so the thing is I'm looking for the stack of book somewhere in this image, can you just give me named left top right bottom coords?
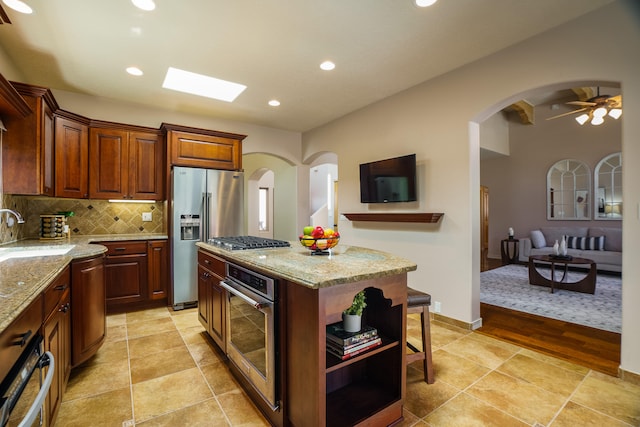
left=326, top=323, right=381, bottom=360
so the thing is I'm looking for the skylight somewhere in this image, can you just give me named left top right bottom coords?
left=162, top=67, right=247, bottom=102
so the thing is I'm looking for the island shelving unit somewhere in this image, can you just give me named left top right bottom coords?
left=342, top=212, right=444, bottom=223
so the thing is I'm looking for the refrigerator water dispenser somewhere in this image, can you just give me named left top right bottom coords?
left=180, top=214, right=200, bottom=240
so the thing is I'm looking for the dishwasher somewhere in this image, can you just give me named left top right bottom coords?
left=0, top=335, right=54, bottom=427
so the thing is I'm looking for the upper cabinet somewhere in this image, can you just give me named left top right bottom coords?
left=162, top=123, right=245, bottom=171
left=0, top=73, right=31, bottom=119
left=89, top=123, right=164, bottom=200
left=1, top=82, right=58, bottom=195
left=55, top=111, right=90, bottom=199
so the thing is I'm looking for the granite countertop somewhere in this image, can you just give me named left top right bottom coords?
left=196, top=241, right=417, bottom=289
left=0, top=233, right=168, bottom=334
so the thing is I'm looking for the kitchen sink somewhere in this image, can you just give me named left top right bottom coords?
left=0, top=245, right=75, bottom=263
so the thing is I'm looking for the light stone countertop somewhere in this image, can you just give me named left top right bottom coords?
left=196, top=241, right=417, bottom=288
left=0, top=233, right=168, bottom=334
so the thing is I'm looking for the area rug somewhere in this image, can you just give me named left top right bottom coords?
left=480, top=264, right=621, bottom=333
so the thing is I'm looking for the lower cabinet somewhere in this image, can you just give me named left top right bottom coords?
left=71, top=255, right=106, bottom=367
left=197, top=250, right=226, bottom=351
left=43, top=266, right=71, bottom=426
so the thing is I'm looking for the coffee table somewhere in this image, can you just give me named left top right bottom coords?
left=528, top=254, right=597, bottom=294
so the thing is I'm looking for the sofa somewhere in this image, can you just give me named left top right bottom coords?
left=518, top=226, right=622, bottom=273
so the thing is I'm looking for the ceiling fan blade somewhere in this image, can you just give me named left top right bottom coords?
left=567, top=100, right=597, bottom=106
left=546, top=108, right=588, bottom=120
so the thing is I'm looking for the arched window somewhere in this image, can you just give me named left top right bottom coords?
left=547, top=159, right=591, bottom=220
left=594, top=152, right=622, bottom=220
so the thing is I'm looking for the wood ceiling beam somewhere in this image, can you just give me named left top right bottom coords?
left=572, top=87, right=595, bottom=101
left=507, top=100, right=535, bottom=125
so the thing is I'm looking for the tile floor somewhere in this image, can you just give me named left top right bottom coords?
left=58, top=307, right=640, bottom=426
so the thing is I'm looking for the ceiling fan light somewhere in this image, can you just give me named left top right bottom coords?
left=2, top=0, right=32, bottom=14
left=575, top=114, right=589, bottom=125
left=608, top=108, right=622, bottom=119
left=593, top=106, right=608, bottom=118
left=591, top=116, right=605, bottom=126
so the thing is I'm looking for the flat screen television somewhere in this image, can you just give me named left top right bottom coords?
left=359, top=154, right=417, bottom=203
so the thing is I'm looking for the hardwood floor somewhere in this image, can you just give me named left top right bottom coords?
left=477, top=258, right=621, bottom=377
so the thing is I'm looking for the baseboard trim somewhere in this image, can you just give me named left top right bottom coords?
left=432, top=313, right=480, bottom=331
left=619, top=367, right=640, bottom=385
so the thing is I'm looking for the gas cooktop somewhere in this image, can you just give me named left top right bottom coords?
left=208, top=236, right=291, bottom=251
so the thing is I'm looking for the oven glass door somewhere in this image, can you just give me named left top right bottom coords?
left=220, top=279, right=277, bottom=410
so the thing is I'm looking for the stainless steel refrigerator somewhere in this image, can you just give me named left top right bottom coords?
left=171, top=166, right=244, bottom=309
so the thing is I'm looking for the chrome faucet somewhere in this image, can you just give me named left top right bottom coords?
left=0, top=209, right=25, bottom=224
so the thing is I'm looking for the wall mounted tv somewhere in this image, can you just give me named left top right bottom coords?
left=359, top=154, right=417, bottom=203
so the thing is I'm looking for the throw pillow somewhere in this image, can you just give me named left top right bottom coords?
left=566, top=235, right=605, bottom=251
left=530, top=230, right=546, bottom=248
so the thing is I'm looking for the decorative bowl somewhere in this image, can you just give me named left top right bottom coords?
left=299, top=235, right=340, bottom=254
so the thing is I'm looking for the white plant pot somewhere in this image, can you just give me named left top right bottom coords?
left=343, top=313, right=362, bottom=333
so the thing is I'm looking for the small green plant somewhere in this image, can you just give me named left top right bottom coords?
left=344, top=290, right=367, bottom=316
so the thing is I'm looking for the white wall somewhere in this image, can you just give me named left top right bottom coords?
left=480, top=112, right=510, bottom=156
left=302, top=0, right=640, bottom=376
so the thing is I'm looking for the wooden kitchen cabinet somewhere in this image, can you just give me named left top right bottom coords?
left=42, top=266, right=71, bottom=427
left=1, top=82, right=58, bottom=195
left=162, top=123, right=245, bottom=171
left=54, top=111, right=90, bottom=198
left=71, top=255, right=106, bottom=367
left=89, top=123, right=164, bottom=200
left=197, top=249, right=226, bottom=351
left=147, top=240, right=168, bottom=301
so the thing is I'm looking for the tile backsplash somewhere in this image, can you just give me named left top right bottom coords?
left=0, top=195, right=165, bottom=244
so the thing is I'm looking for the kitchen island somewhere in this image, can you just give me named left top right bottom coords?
left=196, top=241, right=417, bottom=427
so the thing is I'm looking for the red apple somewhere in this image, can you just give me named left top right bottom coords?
left=311, top=226, right=324, bottom=238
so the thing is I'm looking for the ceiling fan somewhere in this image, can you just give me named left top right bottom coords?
left=547, top=87, right=622, bottom=126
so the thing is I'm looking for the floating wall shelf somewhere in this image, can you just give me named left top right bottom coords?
left=342, top=213, right=444, bottom=223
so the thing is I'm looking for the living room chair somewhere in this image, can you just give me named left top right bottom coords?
left=406, top=287, right=435, bottom=384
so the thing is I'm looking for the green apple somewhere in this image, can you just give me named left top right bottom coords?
left=303, top=225, right=314, bottom=235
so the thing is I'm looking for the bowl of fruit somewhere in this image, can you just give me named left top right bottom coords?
left=299, top=226, right=340, bottom=255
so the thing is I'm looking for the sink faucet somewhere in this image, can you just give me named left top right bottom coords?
left=0, top=209, right=25, bottom=224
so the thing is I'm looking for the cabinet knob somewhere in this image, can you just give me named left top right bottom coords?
left=54, top=284, right=69, bottom=291
left=59, top=303, right=70, bottom=313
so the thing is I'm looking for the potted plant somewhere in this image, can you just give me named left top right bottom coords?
left=342, top=290, right=367, bottom=332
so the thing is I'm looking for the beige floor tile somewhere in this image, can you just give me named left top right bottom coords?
left=130, top=345, right=196, bottom=384
left=105, top=323, right=127, bottom=343
left=442, top=334, right=520, bottom=370
left=136, top=398, right=229, bottom=426
left=126, top=306, right=172, bottom=323
left=571, top=371, right=640, bottom=425
left=497, top=353, right=586, bottom=396
left=180, top=328, right=212, bottom=346
left=200, top=360, right=242, bottom=395
left=171, top=309, right=203, bottom=331
left=64, top=359, right=130, bottom=401
left=551, top=401, right=632, bottom=427
left=128, top=330, right=185, bottom=359
left=81, top=339, right=128, bottom=367
left=466, top=370, right=567, bottom=425
left=405, top=370, right=460, bottom=418
left=57, top=387, right=132, bottom=427
left=106, top=312, right=127, bottom=327
left=425, top=392, right=529, bottom=427
left=133, top=367, right=213, bottom=422
left=126, top=316, right=177, bottom=339
left=517, top=348, right=590, bottom=375
left=430, top=320, right=472, bottom=350
left=429, top=348, right=491, bottom=389
left=189, top=340, right=226, bottom=366
left=216, top=389, right=270, bottom=426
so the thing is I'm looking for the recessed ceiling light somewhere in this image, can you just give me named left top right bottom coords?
left=126, top=66, right=144, bottom=76
left=320, top=61, right=336, bottom=71
left=415, top=0, right=437, bottom=7
left=131, top=0, right=155, bottom=11
left=162, top=67, right=247, bottom=102
left=268, top=100, right=280, bottom=107
left=2, top=0, right=33, bottom=14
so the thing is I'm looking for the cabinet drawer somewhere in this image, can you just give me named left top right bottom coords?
left=100, top=241, right=147, bottom=256
left=44, top=266, right=71, bottom=318
left=198, top=251, right=225, bottom=277
left=0, top=295, right=43, bottom=381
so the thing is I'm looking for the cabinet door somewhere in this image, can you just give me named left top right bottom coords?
left=197, top=265, right=211, bottom=332
left=43, top=290, right=70, bottom=427
left=147, top=240, right=168, bottom=300
left=105, top=253, right=148, bottom=307
left=71, top=256, right=106, bottom=367
left=210, top=280, right=226, bottom=350
left=1, top=84, right=56, bottom=195
left=168, top=130, right=242, bottom=170
left=89, top=127, right=129, bottom=199
left=129, top=132, right=164, bottom=200
left=55, top=116, right=89, bottom=198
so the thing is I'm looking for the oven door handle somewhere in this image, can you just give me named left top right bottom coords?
left=18, top=351, right=54, bottom=427
left=220, top=281, right=271, bottom=312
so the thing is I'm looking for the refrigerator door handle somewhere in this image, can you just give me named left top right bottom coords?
left=200, top=192, right=207, bottom=242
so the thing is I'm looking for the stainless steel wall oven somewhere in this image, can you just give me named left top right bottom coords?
left=219, top=261, right=279, bottom=411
